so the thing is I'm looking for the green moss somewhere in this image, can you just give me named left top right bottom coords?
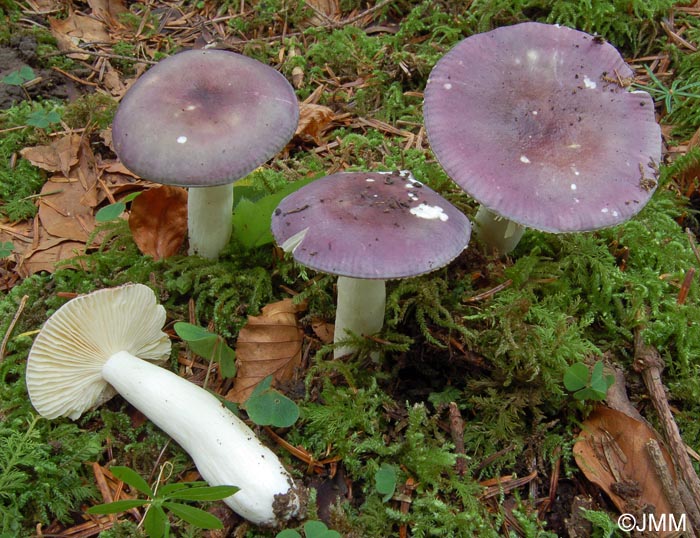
left=62, top=92, right=118, bottom=131
left=0, top=354, right=102, bottom=533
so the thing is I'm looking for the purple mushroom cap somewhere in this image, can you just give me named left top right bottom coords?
left=271, top=171, right=471, bottom=280
left=112, top=49, right=299, bottom=187
left=424, top=22, right=662, bottom=233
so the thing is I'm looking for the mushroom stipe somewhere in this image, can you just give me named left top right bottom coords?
left=25, top=284, right=303, bottom=526
left=271, top=171, right=471, bottom=358
left=112, top=49, right=299, bottom=259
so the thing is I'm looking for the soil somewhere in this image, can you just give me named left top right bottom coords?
left=0, top=35, right=78, bottom=109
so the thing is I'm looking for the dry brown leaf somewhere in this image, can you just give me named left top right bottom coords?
left=573, top=406, right=677, bottom=532
left=87, top=0, right=128, bottom=27
left=128, top=185, right=188, bottom=260
left=20, top=134, right=81, bottom=176
left=227, top=299, right=305, bottom=403
left=49, top=14, right=111, bottom=58
left=305, top=0, right=340, bottom=25
left=102, top=60, right=127, bottom=96
left=38, top=178, right=95, bottom=242
left=681, top=126, right=700, bottom=190
left=76, top=138, right=99, bottom=208
left=18, top=224, right=85, bottom=275
left=295, top=103, right=335, bottom=144
left=311, top=317, right=334, bottom=344
left=25, top=0, right=63, bottom=13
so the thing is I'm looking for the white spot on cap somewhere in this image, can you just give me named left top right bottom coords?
left=570, top=183, right=577, bottom=190
left=583, top=75, right=597, bottom=89
left=601, top=208, right=609, bottom=213
left=407, top=191, right=419, bottom=201
left=527, top=50, right=539, bottom=62
left=567, top=143, right=581, bottom=150
left=612, top=210, right=619, bottom=217
left=177, top=136, right=187, bottom=144
left=520, top=155, right=531, bottom=164
left=410, top=204, right=448, bottom=221
left=185, top=105, right=196, bottom=111
left=365, top=178, right=375, bottom=182
left=531, top=110, right=538, bottom=115
left=444, top=83, right=452, bottom=90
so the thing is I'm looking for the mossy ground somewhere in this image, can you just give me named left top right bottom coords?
left=1, top=1, right=700, bottom=537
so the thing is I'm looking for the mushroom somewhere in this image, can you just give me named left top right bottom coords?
left=423, top=22, right=662, bottom=255
left=271, top=171, right=471, bottom=358
left=25, top=284, right=301, bottom=526
left=112, top=49, right=299, bottom=259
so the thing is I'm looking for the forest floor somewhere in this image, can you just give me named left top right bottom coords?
left=2, top=1, right=700, bottom=537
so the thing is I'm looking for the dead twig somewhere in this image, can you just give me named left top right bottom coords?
left=633, top=329, right=700, bottom=529
left=463, top=278, right=513, bottom=303
left=0, top=294, right=28, bottom=363
left=43, top=49, right=157, bottom=65
left=646, top=439, right=692, bottom=529
left=448, top=402, right=467, bottom=477
left=677, top=267, right=695, bottom=305
left=687, top=228, right=700, bottom=266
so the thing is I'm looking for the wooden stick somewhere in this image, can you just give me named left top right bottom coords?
left=0, top=294, right=28, bottom=363
left=448, top=402, right=467, bottom=477
left=633, top=329, right=700, bottom=529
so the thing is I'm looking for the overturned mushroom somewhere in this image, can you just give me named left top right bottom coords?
left=112, top=49, right=299, bottom=259
left=271, top=171, right=471, bottom=358
left=424, top=22, right=661, bottom=255
left=25, top=284, right=301, bottom=526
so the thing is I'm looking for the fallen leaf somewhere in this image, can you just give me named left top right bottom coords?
left=305, top=0, right=339, bottom=26
left=227, top=299, right=305, bottom=403
left=19, top=228, right=85, bottom=276
left=49, top=14, right=111, bottom=59
left=128, top=185, right=187, bottom=260
left=87, top=0, right=128, bottom=28
left=20, top=134, right=81, bottom=176
left=681, top=126, right=700, bottom=191
left=311, top=317, right=334, bottom=344
left=573, top=406, right=677, bottom=533
left=102, top=60, right=127, bottom=97
left=38, top=178, right=95, bottom=242
left=76, top=138, right=99, bottom=208
left=295, top=103, right=335, bottom=144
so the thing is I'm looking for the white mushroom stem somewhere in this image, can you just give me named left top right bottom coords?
left=187, top=184, right=234, bottom=259
left=101, top=350, right=299, bottom=526
left=474, top=205, right=526, bottom=256
left=334, top=276, right=386, bottom=359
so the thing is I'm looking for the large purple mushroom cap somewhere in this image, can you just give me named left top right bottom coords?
left=424, top=22, right=662, bottom=233
left=112, top=49, right=299, bottom=187
left=271, top=171, right=471, bottom=279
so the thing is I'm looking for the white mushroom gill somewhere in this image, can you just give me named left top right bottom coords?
left=280, top=226, right=309, bottom=253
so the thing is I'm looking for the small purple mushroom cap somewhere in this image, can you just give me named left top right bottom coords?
left=271, top=171, right=471, bottom=279
left=424, top=22, right=662, bottom=233
left=112, top=49, right=299, bottom=187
